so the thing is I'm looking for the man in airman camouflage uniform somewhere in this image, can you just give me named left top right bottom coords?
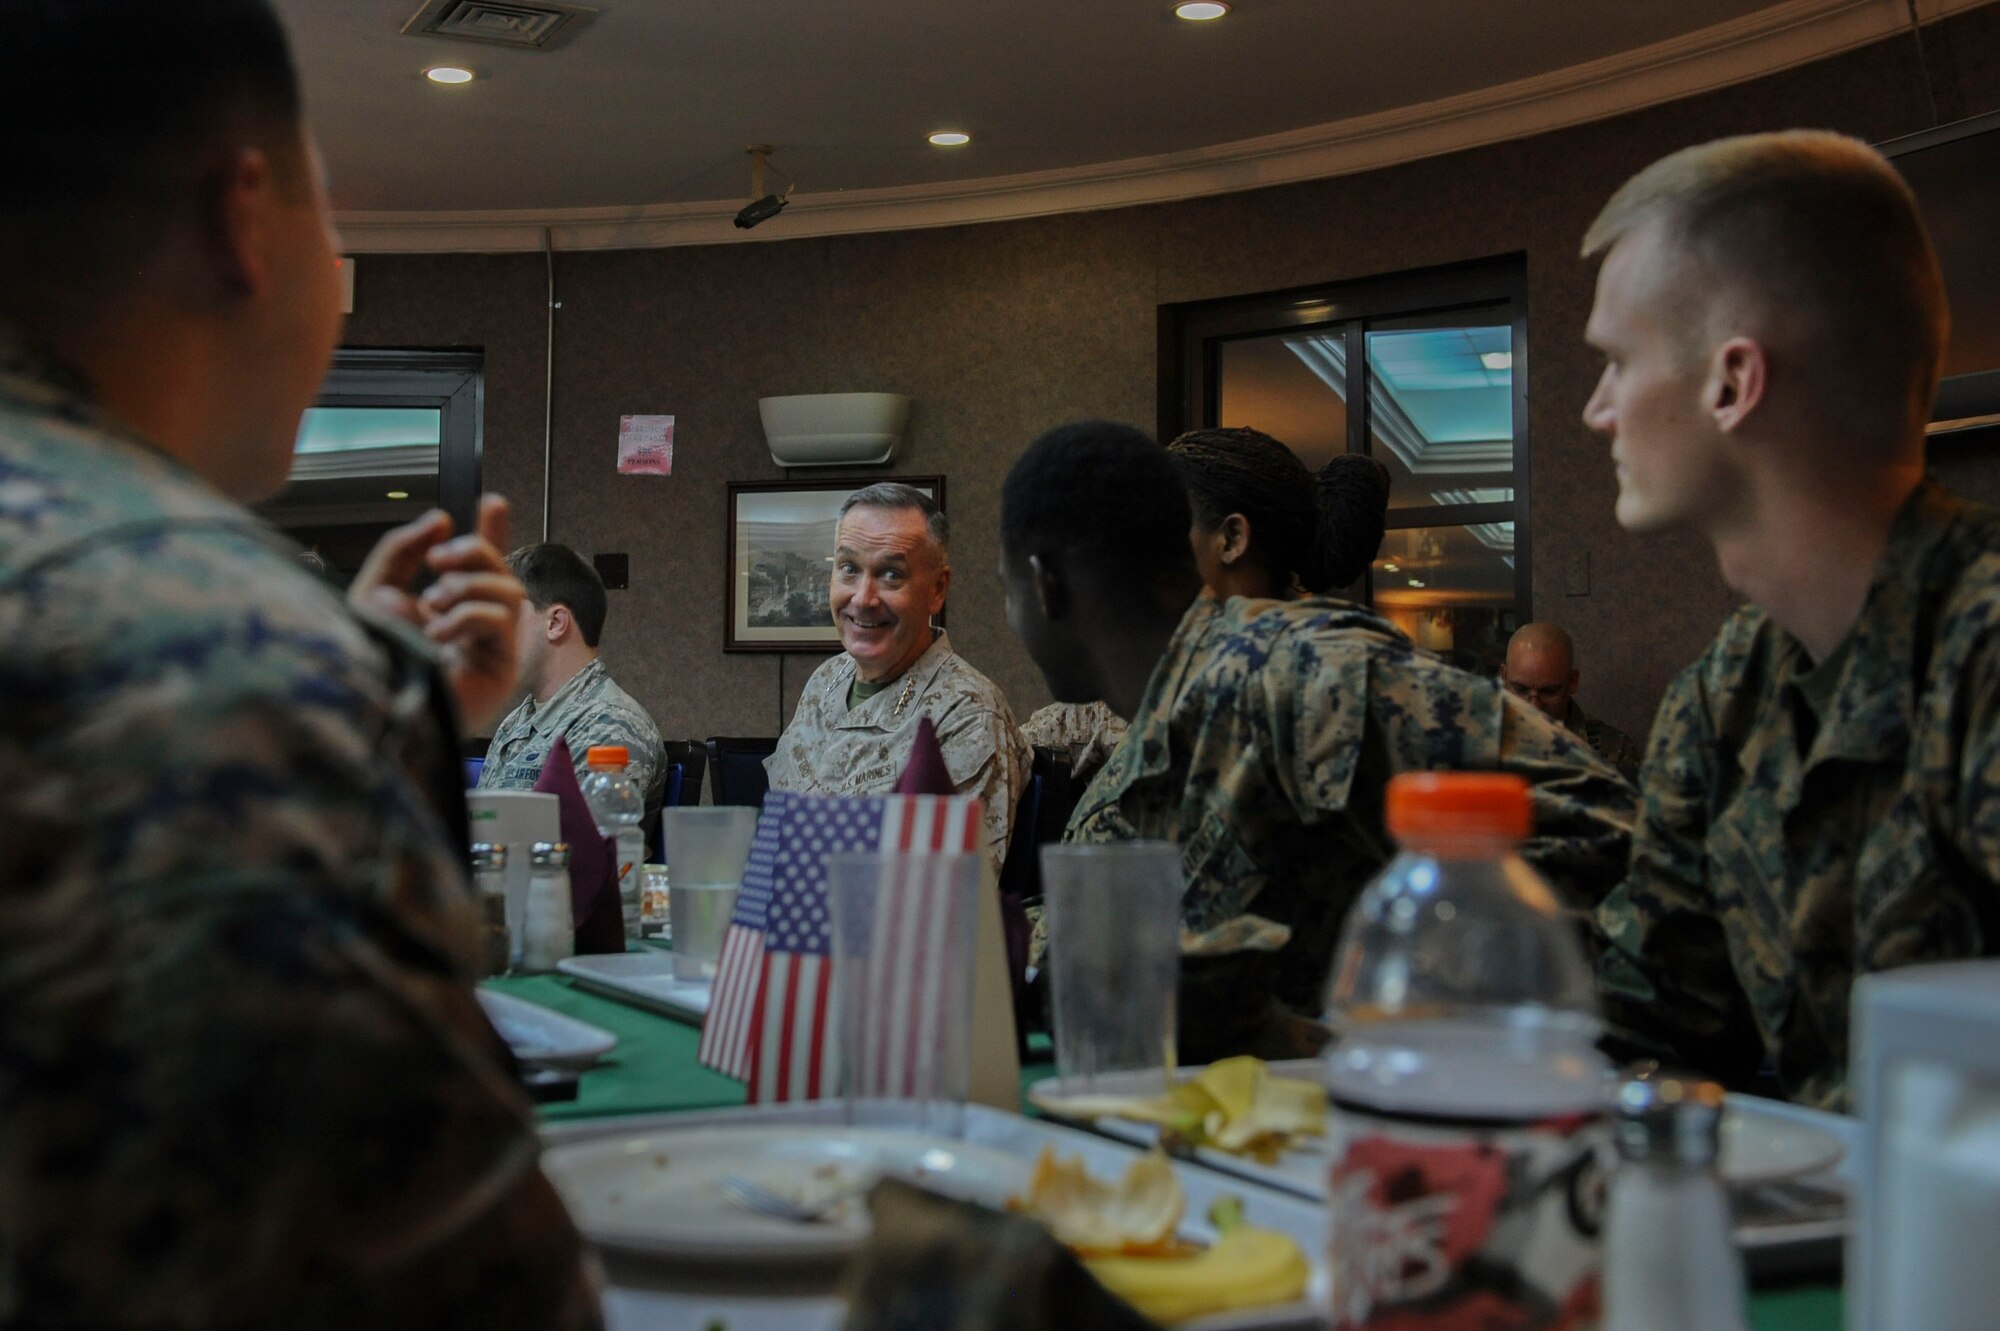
left=0, top=2, right=597, bottom=1325
left=768, top=483, right=1027, bottom=874
left=999, top=422, right=1636, bottom=1058
left=1581, top=131, right=2000, bottom=1110
left=479, top=542, right=666, bottom=816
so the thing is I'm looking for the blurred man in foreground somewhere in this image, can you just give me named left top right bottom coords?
left=999, top=421, right=1634, bottom=1059
left=1501, top=621, right=1642, bottom=777
left=1583, top=131, right=2000, bottom=1109
left=0, top=1, right=597, bottom=1324
left=768, top=482, right=1027, bottom=872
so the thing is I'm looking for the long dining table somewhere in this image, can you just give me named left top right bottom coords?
left=485, top=973, right=1846, bottom=1331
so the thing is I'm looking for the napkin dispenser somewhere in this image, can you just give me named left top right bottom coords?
left=466, top=790, right=560, bottom=948
left=1851, top=960, right=2000, bottom=1331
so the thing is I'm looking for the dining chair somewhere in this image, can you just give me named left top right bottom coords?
left=704, top=736, right=778, bottom=808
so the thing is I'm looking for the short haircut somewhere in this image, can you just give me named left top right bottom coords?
left=1002, top=421, right=1193, bottom=582
left=1582, top=130, right=1948, bottom=448
left=507, top=544, right=609, bottom=648
left=839, top=483, right=949, bottom=558
left=0, top=0, right=303, bottom=308
left=1168, top=428, right=1390, bottom=593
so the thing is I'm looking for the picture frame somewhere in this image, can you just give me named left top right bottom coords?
left=724, top=476, right=946, bottom=652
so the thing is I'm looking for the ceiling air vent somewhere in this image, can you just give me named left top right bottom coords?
left=400, top=0, right=598, bottom=51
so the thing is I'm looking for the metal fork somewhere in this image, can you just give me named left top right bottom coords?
left=718, top=1172, right=865, bottom=1223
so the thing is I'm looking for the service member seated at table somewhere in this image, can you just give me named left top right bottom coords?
left=998, top=421, right=1636, bottom=1059
left=1581, top=131, right=2000, bottom=1110
left=1501, top=621, right=1643, bottom=778
left=1167, top=426, right=1390, bottom=604
left=478, top=542, right=666, bottom=817
left=0, top=1, right=595, bottom=1324
left=767, top=482, right=1028, bottom=873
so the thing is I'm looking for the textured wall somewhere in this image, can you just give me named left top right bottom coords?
left=339, top=10, right=2000, bottom=748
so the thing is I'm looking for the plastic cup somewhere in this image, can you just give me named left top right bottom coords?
left=664, top=806, right=758, bottom=982
left=827, top=852, right=982, bottom=1134
left=1041, top=841, right=1183, bottom=1097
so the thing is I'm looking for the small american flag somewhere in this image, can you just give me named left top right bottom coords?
left=697, top=790, right=982, bottom=1101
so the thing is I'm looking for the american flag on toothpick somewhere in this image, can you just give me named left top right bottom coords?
left=696, top=790, right=982, bottom=1101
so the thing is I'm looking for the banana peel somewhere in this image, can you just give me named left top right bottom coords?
left=1048, top=1057, right=1326, bottom=1162
left=1083, top=1197, right=1311, bottom=1325
left=1020, top=1147, right=1185, bottom=1253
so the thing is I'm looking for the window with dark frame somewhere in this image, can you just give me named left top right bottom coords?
left=1161, top=255, right=1528, bottom=675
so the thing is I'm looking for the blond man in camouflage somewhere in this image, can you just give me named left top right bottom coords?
left=1582, top=132, right=2000, bottom=1110
left=767, top=483, right=1027, bottom=873
left=0, top=2, right=596, bottom=1325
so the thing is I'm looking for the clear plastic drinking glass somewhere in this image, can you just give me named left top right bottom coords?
left=827, top=851, right=982, bottom=1135
left=1040, top=841, right=1184, bottom=1098
left=663, top=806, right=759, bottom=981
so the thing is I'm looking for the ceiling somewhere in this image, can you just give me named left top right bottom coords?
left=279, top=0, right=1978, bottom=249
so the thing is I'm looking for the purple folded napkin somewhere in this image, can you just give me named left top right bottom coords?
left=893, top=716, right=955, bottom=797
left=533, top=734, right=625, bottom=954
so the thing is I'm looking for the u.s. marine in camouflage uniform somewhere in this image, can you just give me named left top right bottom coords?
left=1067, top=592, right=1637, bottom=1026
left=1594, top=482, right=2000, bottom=1108
left=769, top=630, right=1028, bottom=874
left=0, top=330, right=598, bottom=1327
left=1578, top=131, right=1984, bottom=1109
left=0, top=2, right=595, bottom=1320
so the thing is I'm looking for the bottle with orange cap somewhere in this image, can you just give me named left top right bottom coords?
left=579, top=744, right=646, bottom=939
left=1322, top=771, right=1612, bottom=1331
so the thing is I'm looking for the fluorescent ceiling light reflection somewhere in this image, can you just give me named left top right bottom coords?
left=386, top=490, right=410, bottom=500
left=927, top=131, right=971, bottom=147
left=1175, top=1, right=1231, bottom=18
left=1480, top=351, right=1513, bottom=370
left=425, top=66, right=475, bottom=85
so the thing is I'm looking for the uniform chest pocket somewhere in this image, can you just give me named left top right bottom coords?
left=1705, top=817, right=1796, bottom=1039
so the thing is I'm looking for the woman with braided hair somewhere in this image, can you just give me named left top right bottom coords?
left=1167, top=427, right=1390, bottom=602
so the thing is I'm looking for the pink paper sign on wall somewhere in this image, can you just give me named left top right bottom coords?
left=617, top=415, right=674, bottom=475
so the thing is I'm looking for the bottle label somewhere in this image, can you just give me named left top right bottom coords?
left=1328, top=1104, right=1606, bottom=1330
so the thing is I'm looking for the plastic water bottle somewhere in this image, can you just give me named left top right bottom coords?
left=1603, top=1071, right=1751, bottom=1331
left=580, top=744, right=646, bottom=938
left=1323, top=771, right=1613, bottom=1331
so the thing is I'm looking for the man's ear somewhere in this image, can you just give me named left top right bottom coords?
left=1028, top=552, right=1069, bottom=623
left=1707, top=336, right=1767, bottom=432
left=929, top=564, right=952, bottom=619
left=203, top=147, right=280, bottom=297
left=547, top=604, right=573, bottom=643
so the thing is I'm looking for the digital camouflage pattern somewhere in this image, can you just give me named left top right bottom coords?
left=1563, top=698, right=1644, bottom=779
left=1067, top=592, right=1637, bottom=1015
left=479, top=656, right=667, bottom=816
left=0, top=327, right=599, bottom=1329
left=1594, top=480, right=2000, bottom=1111
left=768, top=630, right=1028, bottom=874
left=1020, top=700, right=1129, bottom=785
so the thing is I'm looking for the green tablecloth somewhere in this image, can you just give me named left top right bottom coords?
left=487, top=975, right=1843, bottom=1330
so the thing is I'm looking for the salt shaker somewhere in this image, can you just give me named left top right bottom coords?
left=1603, top=1070, right=1751, bottom=1331
left=519, top=841, right=573, bottom=974
left=469, top=842, right=511, bottom=975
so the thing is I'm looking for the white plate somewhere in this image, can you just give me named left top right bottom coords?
left=1032, top=1063, right=1849, bottom=1197
left=475, top=988, right=618, bottom=1069
left=557, top=951, right=711, bottom=1024
left=542, top=1125, right=1030, bottom=1264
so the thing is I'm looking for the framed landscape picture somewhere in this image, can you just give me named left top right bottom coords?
left=725, top=476, right=945, bottom=652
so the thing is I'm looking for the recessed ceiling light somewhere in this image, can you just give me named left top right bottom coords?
left=1480, top=351, right=1513, bottom=371
left=1382, top=562, right=1400, bottom=572
left=927, top=130, right=971, bottom=147
left=424, top=66, right=475, bottom=85
left=1407, top=578, right=1426, bottom=588
left=1174, top=1, right=1231, bottom=19
left=386, top=490, right=410, bottom=500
